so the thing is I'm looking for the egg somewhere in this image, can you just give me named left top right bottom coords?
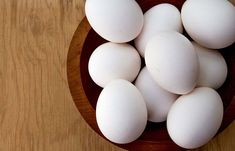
left=145, top=31, right=199, bottom=94
left=88, top=42, right=141, bottom=88
left=192, top=42, right=228, bottom=89
left=135, top=3, right=183, bottom=57
left=85, top=0, right=144, bottom=43
left=167, top=87, right=224, bottom=149
left=181, top=0, right=235, bottom=49
left=135, top=67, right=178, bottom=122
left=96, top=79, right=147, bottom=144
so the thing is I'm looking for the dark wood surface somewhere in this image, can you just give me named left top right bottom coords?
left=67, top=0, right=235, bottom=150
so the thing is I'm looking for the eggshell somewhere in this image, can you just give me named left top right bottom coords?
left=181, top=0, right=235, bottom=49
left=88, top=42, right=141, bottom=88
left=192, top=42, right=228, bottom=89
left=96, top=79, right=147, bottom=144
left=135, top=67, right=178, bottom=122
left=85, top=0, right=144, bottom=43
left=135, top=3, right=183, bottom=57
left=145, top=31, right=199, bottom=94
left=167, top=87, right=224, bottom=149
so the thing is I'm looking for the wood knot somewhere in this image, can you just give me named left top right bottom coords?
left=29, top=14, right=44, bottom=36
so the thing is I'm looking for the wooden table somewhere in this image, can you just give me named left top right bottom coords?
left=0, top=0, right=234, bottom=150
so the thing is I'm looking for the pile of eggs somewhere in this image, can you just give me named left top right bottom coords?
left=85, top=0, right=235, bottom=149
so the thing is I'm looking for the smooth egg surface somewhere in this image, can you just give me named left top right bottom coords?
left=181, top=0, right=235, bottom=49
left=85, top=0, right=144, bottom=43
left=96, top=79, right=147, bottom=144
left=135, top=3, right=183, bottom=57
left=192, top=42, right=227, bottom=89
left=88, top=42, right=141, bottom=88
left=167, top=87, right=223, bottom=149
left=145, top=31, right=199, bottom=94
left=135, top=67, right=178, bottom=122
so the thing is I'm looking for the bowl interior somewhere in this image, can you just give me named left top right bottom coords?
left=68, top=0, right=235, bottom=150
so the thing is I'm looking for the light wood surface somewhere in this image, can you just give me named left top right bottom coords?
left=0, top=0, right=234, bottom=151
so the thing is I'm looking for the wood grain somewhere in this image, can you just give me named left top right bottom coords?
left=0, top=0, right=234, bottom=151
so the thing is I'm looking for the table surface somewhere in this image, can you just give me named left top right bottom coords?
left=0, top=0, right=234, bottom=150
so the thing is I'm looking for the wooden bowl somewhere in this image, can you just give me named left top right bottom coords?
left=67, top=0, right=235, bottom=150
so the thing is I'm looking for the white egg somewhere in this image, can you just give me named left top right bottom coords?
left=88, top=42, right=141, bottom=88
left=167, top=87, right=223, bottom=149
left=135, top=3, right=183, bottom=57
left=192, top=42, right=228, bottom=89
left=85, top=0, right=144, bottom=43
left=96, top=79, right=147, bottom=144
left=145, top=31, right=199, bottom=94
left=181, top=0, right=235, bottom=49
left=135, top=67, right=178, bottom=122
